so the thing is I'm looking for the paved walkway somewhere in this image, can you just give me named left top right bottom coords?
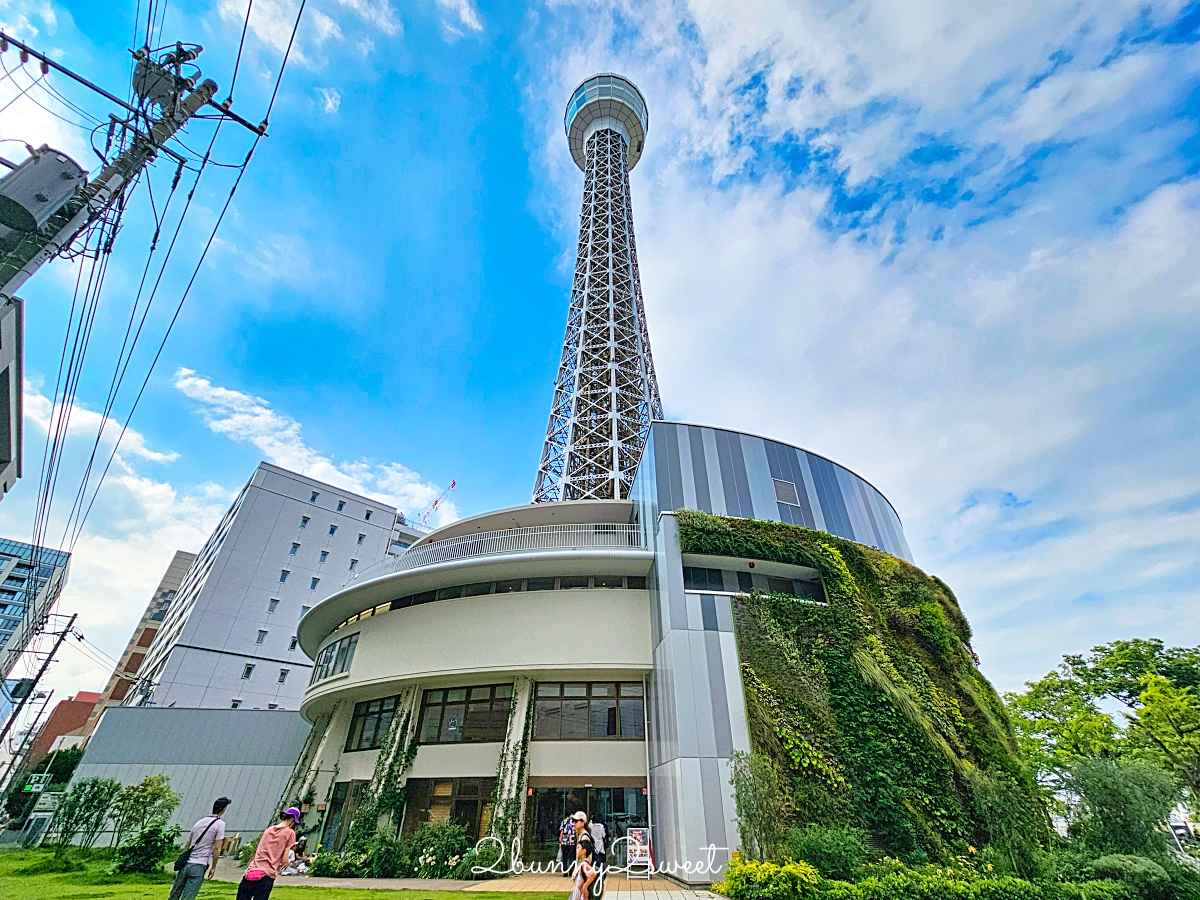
left=212, top=858, right=714, bottom=898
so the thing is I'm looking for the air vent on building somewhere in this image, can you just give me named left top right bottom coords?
left=772, top=478, right=800, bottom=505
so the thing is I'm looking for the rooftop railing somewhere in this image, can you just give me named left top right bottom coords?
left=350, top=523, right=646, bottom=583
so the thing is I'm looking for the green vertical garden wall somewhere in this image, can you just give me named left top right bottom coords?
left=675, top=509, right=1046, bottom=865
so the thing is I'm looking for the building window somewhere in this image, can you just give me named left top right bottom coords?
left=365, top=510, right=372, bottom=521
left=268, top=599, right=279, bottom=613
left=357, top=533, right=366, bottom=546
left=319, top=551, right=329, bottom=564
left=417, top=684, right=512, bottom=744
left=310, top=577, right=320, bottom=590
left=682, top=567, right=725, bottom=591
left=289, top=636, right=298, bottom=651
left=279, top=570, right=289, bottom=583
left=533, top=682, right=645, bottom=740
left=279, top=668, right=289, bottom=684
left=311, top=491, right=320, bottom=502
left=231, top=699, right=242, bottom=709
left=345, top=694, right=400, bottom=751
left=349, top=559, right=358, bottom=572
left=256, top=630, right=267, bottom=644
left=337, top=500, right=345, bottom=512
left=328, top=524, right=338, bottom=536
left=290, top=543, right=300, bottom=556
left=242, top=664, right=255, bottom=680
left=310, top=633, right=359, bottom=684
left=300, top=516, right=310, bottom=529
left=401, top=778, right=496, bottom=843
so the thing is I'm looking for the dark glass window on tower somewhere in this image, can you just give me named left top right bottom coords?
left=417, top=684, right=513, bottom=744
left=533, top=682, right=644, bottom=740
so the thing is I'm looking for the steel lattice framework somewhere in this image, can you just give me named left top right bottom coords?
left=533, top=77, right=663, bottom=503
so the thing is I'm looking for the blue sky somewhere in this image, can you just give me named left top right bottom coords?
left=1, top=0, right=1198, bottom=702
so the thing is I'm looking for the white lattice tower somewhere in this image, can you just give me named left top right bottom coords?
left=533, top=74, right=663, bottom=503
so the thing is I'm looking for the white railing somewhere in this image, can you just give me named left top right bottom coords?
left=350, top=523, right=646, bottom=583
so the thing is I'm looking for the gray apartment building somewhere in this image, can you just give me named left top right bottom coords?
left=131, top=463, right=421, bottom=710
left=80, top=549, right=196, bottom=738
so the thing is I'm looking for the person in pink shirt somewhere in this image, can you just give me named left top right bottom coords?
left=236, top=807, right=300, bottom=900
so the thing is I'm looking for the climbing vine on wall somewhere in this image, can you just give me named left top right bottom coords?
left=675, top=509, right=1045, bottom=867
left=489, top=678, right=534, bottom=862
left=344, top=692, right=420, bottom=852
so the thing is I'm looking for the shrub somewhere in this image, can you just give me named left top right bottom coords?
left=362, top=829, right=410, bottom=878
left=450, top=839, right=505, bottom=880
left=1066, top=758, right=1180, bottom=857
left=716, top=851, right=820, bottom=900
left=784, top=825, right=869, bottom=881
left=408, top=822, right=470, bottom=878
left=238, top=834, right=260, bottom=865
left=111, top=823, right=182, bottom=874
left=309, top=850, right=366, bottom=877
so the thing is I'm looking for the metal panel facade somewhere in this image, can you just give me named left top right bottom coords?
left=630, top=421, right=913, bottom=882
left=71, top=708, right=311, bottom=837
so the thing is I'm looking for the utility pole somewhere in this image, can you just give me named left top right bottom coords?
left=0, top=689, right=52, bottom=793
left=0, top=614, right=75, bottom=752
left=0, top=34, right=262, bottom=300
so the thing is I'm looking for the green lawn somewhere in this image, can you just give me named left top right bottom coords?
left=0, top=849, right=567, bottom=900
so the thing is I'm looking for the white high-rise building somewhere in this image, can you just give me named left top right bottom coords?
left=132, top=463, right=422, bottom=711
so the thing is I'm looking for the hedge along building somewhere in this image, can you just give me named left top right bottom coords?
left=286, top=74, right=1038, bottom=882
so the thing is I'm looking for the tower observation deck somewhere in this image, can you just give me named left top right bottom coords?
left=533, top=74, right=664, bottom=503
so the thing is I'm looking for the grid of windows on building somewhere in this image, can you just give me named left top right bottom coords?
left=533, top=682, right=645, bottom=740
left=417, top=684, right=512, bottom=744
left=309, top=633, right=359, bottom=684
left=401, top=778, right=496, bottom=842
left=334, top=574, right=650, bottom=630
left=345, top=694, right=400, bottom=751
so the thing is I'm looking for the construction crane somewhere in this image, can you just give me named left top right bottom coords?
left=415, top=481, right=456, bottom=529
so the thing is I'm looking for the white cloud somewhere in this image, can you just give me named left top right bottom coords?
left=336, top=0, right=401, bottom=37
left=317, top=86, right=342, bottom=113
left=532, top=1, right=1200, bottom=691
left=435, top=0, right=482, bottom=34
left=172, top=368, right=458, bottom=525
left=23, top=379, right=179, bottom=465
left=0, top=383, right=230, bottom=701
left=216, top=0, right=343, bottom=67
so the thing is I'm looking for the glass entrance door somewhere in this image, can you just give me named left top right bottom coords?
left=524, top=786, right=648, bottom=866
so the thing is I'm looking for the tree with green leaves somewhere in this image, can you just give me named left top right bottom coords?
left=111, top=774, right=180, bottom=847
left=1127, top=673, right=1200, bottom=797
left=48, top=776, right=122, bottom=852
left=1065, top=756, right=1180, bottom=857
left=1005, top=638, right=1200, bottom=791
left=1004, top=671, right=1119, bottom=787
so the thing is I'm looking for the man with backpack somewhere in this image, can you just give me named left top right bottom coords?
left=169, top=796, right=230, bottom=900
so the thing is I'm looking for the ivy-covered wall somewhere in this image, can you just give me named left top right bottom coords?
left=676, top=509, right=1046, bottom=866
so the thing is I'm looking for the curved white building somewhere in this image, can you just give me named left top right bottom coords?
left=291, top=423, right=910, bottom=880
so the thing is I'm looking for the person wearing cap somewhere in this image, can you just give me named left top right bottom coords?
left=236, top=807, right=300, bottom=900
left=569, top=811, right=597, bottom=900
left=169, top=796, right=230, bottom=900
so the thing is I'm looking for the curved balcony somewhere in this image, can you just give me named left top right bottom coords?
left=352, top=523, right=645, bottom=583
